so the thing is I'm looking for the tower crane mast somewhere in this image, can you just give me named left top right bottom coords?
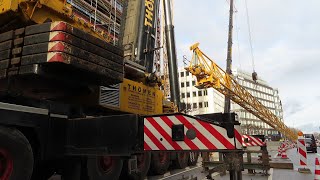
left=186, top=43, right=297, bottom=141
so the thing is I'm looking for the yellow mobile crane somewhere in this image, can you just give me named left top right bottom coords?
left=0, top=1, right=244, bottom=180
left=186, top=43, right=298, bottom=141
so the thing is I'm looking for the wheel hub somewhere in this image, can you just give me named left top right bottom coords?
left=0, top=149, right=13, bottom=180
left=158, top=152, right=167, bottom=164
left=137, top=154, right=146, bottom=169
left=99, top=156, right=113, bottom=173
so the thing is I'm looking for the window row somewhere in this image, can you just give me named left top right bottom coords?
left=181, top=90, right=208, bottom=98
left=181, top=81, right=195, bottom=87
left=238, top=79, right=274, bottom=94
left=184, top=102, right=209, bottom=109
left=180, top=71, right=190, bottom=77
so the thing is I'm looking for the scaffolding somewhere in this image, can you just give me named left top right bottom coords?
left=67, top=0, right=122, bottom=45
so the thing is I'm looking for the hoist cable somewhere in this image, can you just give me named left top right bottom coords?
left=244, top=0, right=255, bottom=72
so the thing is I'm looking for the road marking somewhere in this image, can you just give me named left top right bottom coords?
left=159, top=166, right=202, bottom=180
left=268, top=168, right=273, bottom=180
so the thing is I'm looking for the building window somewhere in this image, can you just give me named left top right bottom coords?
left=181, top=82, right=184, bottom=88
left=192, top=81, right=195, bottom=86
left=193, top=103, right=197, bottom=108
left=181, top=93, right=185, bottom=98
left=204, top=90, right=208, bottom=96
left=193, top=91, right=196, bottom=97
left=186, top=71, right=190, bottom=76
left=198, top=91, right=202, bottom=96
left=186, top=82, right=190, bottom=87
left=180, top=72, right=184, bottom=77
left=199, top=102, right=203, bottom=108
left=187, top=92, right=190, bottom=98
left=204, top=102, right=208, bottom=107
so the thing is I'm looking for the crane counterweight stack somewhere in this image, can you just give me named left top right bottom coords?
left=186, top=43, right=297, bottom=141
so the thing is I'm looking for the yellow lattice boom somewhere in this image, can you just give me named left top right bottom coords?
left=186, top=43, right=297, bottom=141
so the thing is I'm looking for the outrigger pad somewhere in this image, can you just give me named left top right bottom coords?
left=143, top=113, right=242, bottom=151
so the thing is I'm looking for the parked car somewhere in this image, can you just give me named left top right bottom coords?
left=304, top=134, right=317, bottom=153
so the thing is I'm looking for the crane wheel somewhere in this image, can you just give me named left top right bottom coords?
left=87, top=156, right=123, bottom=180
left=120, top=152, right=151, bottom=180
left=188, top=152, right=199, bottom=166
left=0, top=126, right=34, bottom=180
left=173, top=152, right=188, bottom=169
left=149, top=152, right=170, bottom=175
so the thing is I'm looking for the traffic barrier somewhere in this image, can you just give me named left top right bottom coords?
left=277, top=147, right=281, bottom=156
left=281, top=149, right=288, bottom=159
left=297, top=134, right=311, bottom=173
left=315, top=157, right=320, bottom=180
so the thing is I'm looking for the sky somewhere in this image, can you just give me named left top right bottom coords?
left=172, top=0, right=320, bottom=133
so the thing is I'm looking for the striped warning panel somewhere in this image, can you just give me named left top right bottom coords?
left=144, top=114, right=242, bottom=151
left=297, top=136, right=307, bottom=166
left=242, top=135, right=265, bottom=147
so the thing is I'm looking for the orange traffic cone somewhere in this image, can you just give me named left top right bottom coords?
left=315, top=157, right=320, bottom=180
left=281, top=150, right=288, bottom=159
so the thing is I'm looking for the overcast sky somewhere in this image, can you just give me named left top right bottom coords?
left=173, top=0, right=320, bottom=132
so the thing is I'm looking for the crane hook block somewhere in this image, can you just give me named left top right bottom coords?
left=252, top=71, right=258, bottom=82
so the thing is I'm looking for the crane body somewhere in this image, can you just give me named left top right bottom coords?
left=0, top=1, right=243, bottom=179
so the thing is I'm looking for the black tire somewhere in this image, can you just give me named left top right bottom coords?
left=149, top=152, right=170, bottom=175
left=0, top=126, right=33, bottom=180
left=61, top=159, right=82, bottom=180
left=188, top=152, right=199, bottom=166
left=173, top=152, right=188, bottom=169
left=87, top=156, right=123, bottom=180
left=120, top=152, right=151, bottom=180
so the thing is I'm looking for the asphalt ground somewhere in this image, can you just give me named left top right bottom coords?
left=271, top=147, right=320, bottom=180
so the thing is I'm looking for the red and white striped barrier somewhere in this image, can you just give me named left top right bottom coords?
left=281, top=149, right=288, bottom=159
left=298, top=136, right=308, bottom=166
left=143, top=114, right=242, bottom=151
left=297, top=135, right=311, bottom=173
left=315, top=157, right=320, bottom=180
left=242, top=135, right=265, bottom=147
left=277, top=147, right=281, bottom=156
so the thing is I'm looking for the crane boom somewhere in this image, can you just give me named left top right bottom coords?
left=186, top=43, right=297, bottom=141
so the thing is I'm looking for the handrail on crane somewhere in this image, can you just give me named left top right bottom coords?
left=186, top=43, right=298, bottom=141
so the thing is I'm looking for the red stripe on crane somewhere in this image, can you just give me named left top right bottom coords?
left=144, top=142, right=151, bottom=150
left=48, top=53, right=64, bottom=63
left=175, top=115, right=217, bottom=150
left=51, top=22, right=68, bottom=31
left=159, top=116, right=199, bottom=150
left=198, top=120, right=234, bottom=149
left=144, top=126, right=167, bottom=150
left=50, top=32, right=68, bottom=41
left=146, top=117, right=183, bottom=150
left=234, top=129, right=242, bottom=146
left=48, top=42, right=65, bottom=52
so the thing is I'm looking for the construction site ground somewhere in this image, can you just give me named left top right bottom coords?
left=48, top=142, right=319, bottom=180
left=146, top=142, right=320, bottom=180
